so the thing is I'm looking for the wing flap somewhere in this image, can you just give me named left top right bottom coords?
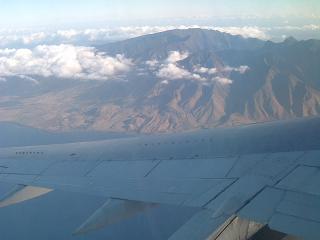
left=169, top=209, right=230, bottom=240
left=74, top=198, right=156, bottom=235
left=269, top=213, right=320, bottom=240
left=277, top=190, right=320, bottom=223
left=206, top=176, right=272, bottom=215
left=277, top=165, right=320, bottom=196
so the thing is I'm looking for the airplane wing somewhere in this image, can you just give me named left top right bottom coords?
left=0, top=118, right=319, bottom=239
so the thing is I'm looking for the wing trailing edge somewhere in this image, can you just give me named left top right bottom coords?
left=169, top=209, right=230, bottom=240
left=169, top=210, right=264, bottom=240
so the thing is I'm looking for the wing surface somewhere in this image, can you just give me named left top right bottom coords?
left=0, top=150, right=318, bottom=239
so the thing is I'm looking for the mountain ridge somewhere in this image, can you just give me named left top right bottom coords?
left=0, top=28, right=319, bottom=133
left=98, top=28, right=266, bottom=60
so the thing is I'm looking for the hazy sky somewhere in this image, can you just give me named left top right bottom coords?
left=1, top=0, right=319, bottom=28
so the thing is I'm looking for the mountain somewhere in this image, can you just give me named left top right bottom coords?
left=0, top=29, right=319, bottom=133
left=99, top=28, right=265, bottom=60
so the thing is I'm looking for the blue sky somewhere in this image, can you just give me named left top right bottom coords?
left=0, top=0, right=319, bottom=28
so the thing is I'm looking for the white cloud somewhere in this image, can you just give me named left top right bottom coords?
left=1, top=23, right=320, bottom=48
left=194, top=65, right=249, bottom=75
left=274, top=24, right=320, bottom=31
left=212, top=77, right=233, bottom=85
left=56, top=29, right=80, bottom=39
left=0, top=25, right=269, bottom=48
left=22, top=32, right=47, bottom=45
left=151, top=51, right=248, bottom=84
left=222, top=65, right=250, bottom=74
left=194, top=66, right=218, bottom=75
left=161, top=80, right=169, bottom=85
left=194, top=66, right=209, bottom=74
left=238, top=65, right=250, bottom=74
left=145, top=59, right=159, bottom=68
left=0, top=44, right=132, bottom=81
left=213, top=26, right=269, bottom=39
left=156, top=51, right=205, bottom=81
left=166, top=51, right=189, bottom=63
left=0, top=27, right=188, bottom=47
left=157, top=63, right=194, bottom=80
left=303, top=24, right=320, bottom=30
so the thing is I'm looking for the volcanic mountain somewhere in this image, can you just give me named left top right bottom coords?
left=0, top=28, right=319, bottom=133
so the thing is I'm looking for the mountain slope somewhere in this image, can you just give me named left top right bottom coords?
left=0, top=29, right=319, bottom=133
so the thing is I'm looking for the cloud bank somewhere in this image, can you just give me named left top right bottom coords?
left=0, top=26, right=268, bottom=47
left=1, top=24, right=319, bottom=48
left=0, top=45, right=250, bottom=85
left=0, top=44, right=132, bottom=81
left=0, top=27, right=189, bottom=47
